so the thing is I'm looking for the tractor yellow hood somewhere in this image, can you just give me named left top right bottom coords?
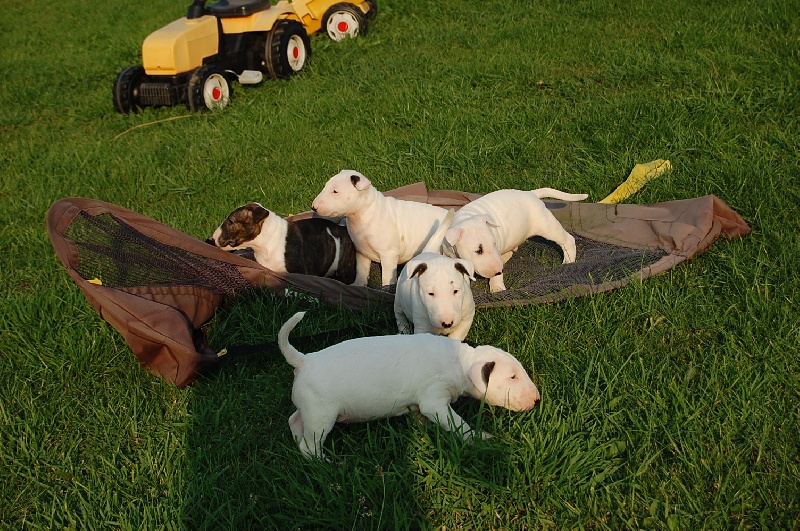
left=142, top=16, right=218, bottom=76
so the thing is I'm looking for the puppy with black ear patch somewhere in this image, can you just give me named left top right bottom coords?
left=209, top=202, right=357, bottom=283
left=394, top=209, right=477, bottom=341
left=278, top=311, right=541, bottom=459
left=311, top=169, right=450, bottom=286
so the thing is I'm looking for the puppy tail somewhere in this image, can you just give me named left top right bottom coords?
left=422, top=208, right=456, bottom=254
left=278, top=311, right=307, bottom=369
left=532, top=188, right=588, bottom=202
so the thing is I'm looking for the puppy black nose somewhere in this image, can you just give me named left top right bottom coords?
left=494, top=271, right=502, bottom=276
left=311, top=205, right=317, bottom=212
left=205, top=238, right=216, bottom=246
left=441, top=321, right=453, bottom=328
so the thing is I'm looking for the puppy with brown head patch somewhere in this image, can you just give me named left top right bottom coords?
left=209, top=202, right=357, bottom=283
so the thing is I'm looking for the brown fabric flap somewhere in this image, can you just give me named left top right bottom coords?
left=544, top=195, right=750, bottom=255
left=47, top=198, right=272, bottom=387
left=84, top=283, right=217, bottom=388
left=104, top=288, right=219, bottom=387
left=119, top=285, right=224, bottom=328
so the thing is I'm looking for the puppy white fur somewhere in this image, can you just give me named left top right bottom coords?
left=279, top=312, right=540, bottom=458
left=444, top=188, right=587, bottom=292
left=394, top=209, right=476, bottom=340
left=311, top=170, right=449, bottom=286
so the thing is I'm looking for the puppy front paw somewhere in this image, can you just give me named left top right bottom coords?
left=489, top=276, right=507, bottom=293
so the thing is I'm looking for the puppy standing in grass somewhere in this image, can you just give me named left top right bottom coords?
left=394, top=209, right=477, bottom=340
left=209, top=202, right=357, bottom=283
left=278, top=311, right=540, bottom=459
left=444, top=188, right=588, bottom=292
left=311, top=170, right=449, bottom=286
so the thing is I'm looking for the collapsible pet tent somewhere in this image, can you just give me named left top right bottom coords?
left=47, top=182, right=750, bottom=387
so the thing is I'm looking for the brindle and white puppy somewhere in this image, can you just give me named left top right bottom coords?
left=209, top=202, right=357, bottom=283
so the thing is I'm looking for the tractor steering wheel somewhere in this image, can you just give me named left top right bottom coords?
left=186, top=0, right=207, bottom=19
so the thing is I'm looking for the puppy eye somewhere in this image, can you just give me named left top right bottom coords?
left=511, top=374, right=518, bottom=380
left=332, top=189, right=338, bottom=194
left=453, top=289, right=459, bottom=295
left=428, top=292, right=434, bottom=297
left=476, top=245, right=483, bottom=255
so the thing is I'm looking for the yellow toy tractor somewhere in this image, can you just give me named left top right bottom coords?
left=113, top=0, right=376, bottom=113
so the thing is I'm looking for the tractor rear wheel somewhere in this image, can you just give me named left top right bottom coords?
left=188, top=66, right=232, bottom=112
left=322, top=3, right=368, bottom=41
left=113, top=65, right=145, bottom=114
left=365, top=0, right=377, bottom=21
left=264, top=20, right=310, bottom=79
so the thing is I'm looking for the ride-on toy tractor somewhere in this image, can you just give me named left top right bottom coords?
left=113, top=0, right=376, bottom=113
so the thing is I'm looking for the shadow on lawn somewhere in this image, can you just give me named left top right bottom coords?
left=182, top=362, right=511, bottom=529
left=180, top=294, right=512, bottom=529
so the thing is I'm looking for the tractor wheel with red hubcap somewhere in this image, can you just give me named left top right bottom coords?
left=264, top=20, right=311, bottom=79
left=188, top=66, right=232, bottom=112
left=322, top=3, right=368, bottom=41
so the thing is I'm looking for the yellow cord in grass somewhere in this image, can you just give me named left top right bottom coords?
left=600, top=159, right=672, bottom=204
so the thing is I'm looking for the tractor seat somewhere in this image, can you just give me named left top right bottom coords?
left=205, top=0, right=272, bottom=18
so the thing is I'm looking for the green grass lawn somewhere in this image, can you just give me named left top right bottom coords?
left=1, top=0, right=798, bottom=528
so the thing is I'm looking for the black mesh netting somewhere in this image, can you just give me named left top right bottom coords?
left=367, top=234, right=667, bottom=307
left=470, top=235, right=666, bottom=306
left=64, top=209, right=665, bottom=306
left=64, top=211, right=253, bottom=295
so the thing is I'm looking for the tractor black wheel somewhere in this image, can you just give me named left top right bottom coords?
left=322, top=3, right=368, bottom=41
left=264, top=20, right=311, bottom=80
left=364, top=0, right=377, bottom=21
left=188, top=66, right=232, bottom=112
left=113, top=65, right=145, bottom=114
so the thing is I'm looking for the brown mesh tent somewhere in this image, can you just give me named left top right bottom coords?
left=47, top=182, right=750, bottom=387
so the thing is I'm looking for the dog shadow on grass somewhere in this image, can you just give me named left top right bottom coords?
left=180, top=289, right=517, bottom=529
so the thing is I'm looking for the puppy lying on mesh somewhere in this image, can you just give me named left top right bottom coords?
left=394, top=209, right=476, bottom=341
left=209, top=202, right=356, bottom=283
left=311, top=170, right=449, bottom=286
left=279, top=311, right=540, bottom=459
left=444, top=188, right=587, bottom=292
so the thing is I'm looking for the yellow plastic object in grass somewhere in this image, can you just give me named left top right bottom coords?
left=600, top=159, right=672, bottom=204
left=87, top=278, right=103, bottom=285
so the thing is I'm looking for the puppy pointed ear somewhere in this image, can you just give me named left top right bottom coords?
left=468, top=361, right=495, bottom=396
left=479, top=215, right=499, bottom=229
left=411, top=263, right=428, bottom=278
left=251, top=205, right=270, bottom=225
left=445, top=227, right=463, bottom=247
left=350, top=172, right=371, bottom=191
left=454, top=260, right=475, bottom=281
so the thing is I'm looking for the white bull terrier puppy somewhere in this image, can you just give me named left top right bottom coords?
left=394, top=209, right=476, bottom=340
left=311, top=170, right=449, bottom=286
left=443, top=188, right=588, bottom=293
left=278, top=311, right=540, bottom=459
